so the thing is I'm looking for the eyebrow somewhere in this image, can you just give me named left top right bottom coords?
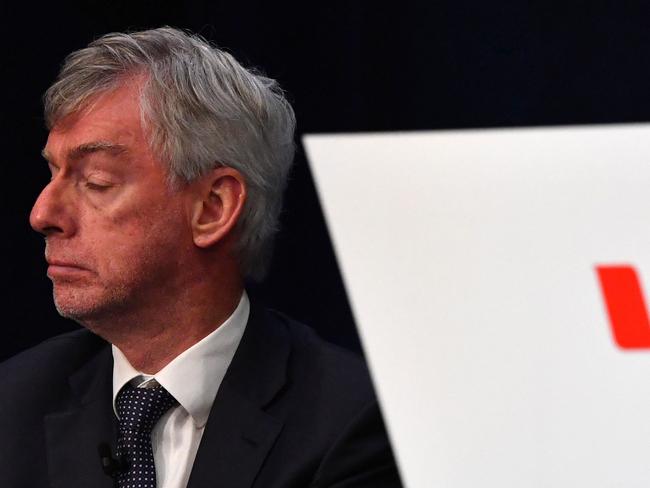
left=41, top=141, right=128, bottom=162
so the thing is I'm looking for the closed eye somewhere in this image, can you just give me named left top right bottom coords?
left=85, top=180, right=113, bottom=191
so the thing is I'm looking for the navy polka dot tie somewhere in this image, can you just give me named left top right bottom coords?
left=115, top=384, right=178, bottom=488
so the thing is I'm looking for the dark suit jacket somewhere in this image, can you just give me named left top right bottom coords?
left=0, top=305, right=402, bottom=487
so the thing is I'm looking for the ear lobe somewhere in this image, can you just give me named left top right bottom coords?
left=191, top=167, right=246, bottom=249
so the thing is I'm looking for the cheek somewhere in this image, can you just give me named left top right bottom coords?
left=86, top=205, right=191, bottom=273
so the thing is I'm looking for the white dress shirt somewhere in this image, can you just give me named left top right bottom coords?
left=112, top=292, right=250, bottom=488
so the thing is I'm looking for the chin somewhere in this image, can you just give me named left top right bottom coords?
left=52, top=285, right=129, bottom=325
left=54, top=298, right=102, bottom=324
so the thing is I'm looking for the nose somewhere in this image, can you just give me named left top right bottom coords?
left=29, top=178, right=75, bottom=237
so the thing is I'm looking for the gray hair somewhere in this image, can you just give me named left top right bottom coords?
left=44, top=26, right=296, bottom=281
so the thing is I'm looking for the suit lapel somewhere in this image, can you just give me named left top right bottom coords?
left=44, top=344, right=116, bottom=488
left=187, top=305, right=290, bottom=488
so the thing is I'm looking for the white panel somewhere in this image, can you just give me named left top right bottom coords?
left=304, top=125, right=650, bottom=488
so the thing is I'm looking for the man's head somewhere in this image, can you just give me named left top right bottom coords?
left=40, top=27, right=295, bottom=280
left=30, top=27, right=295, bottom=328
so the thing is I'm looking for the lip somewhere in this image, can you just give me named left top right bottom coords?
left=46, top=261, right=91, bottom=279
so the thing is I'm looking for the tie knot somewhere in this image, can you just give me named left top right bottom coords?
left=116, top=384, right=178, bottom=434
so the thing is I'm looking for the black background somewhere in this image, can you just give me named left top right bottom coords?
left=3, top=1, right=650, bottom=360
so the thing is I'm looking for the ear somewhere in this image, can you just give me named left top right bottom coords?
left=190, top=167, right=247, bottom=249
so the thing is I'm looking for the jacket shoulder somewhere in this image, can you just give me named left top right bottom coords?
left=0, top=329, right=107, bottom=395
left=251, top=309, right=402, bottom=487
left=260, top=308, right=380, bottom=439
left=268, top=308, right=374, bottom=400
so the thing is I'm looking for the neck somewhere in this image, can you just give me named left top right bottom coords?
left=83, top=266, right=244, bottom=374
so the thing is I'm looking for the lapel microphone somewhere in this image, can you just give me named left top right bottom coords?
left=97, top=442, right=128, bottom=479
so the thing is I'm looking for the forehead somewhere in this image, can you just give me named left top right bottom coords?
left=44, top=83, right=146, bottom=159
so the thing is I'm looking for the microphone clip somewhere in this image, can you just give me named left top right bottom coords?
left=97, top=442, right=128, bottom=479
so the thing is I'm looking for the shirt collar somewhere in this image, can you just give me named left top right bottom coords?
left=112, top=291, right=250, bottom=428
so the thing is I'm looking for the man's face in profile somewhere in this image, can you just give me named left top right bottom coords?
left=30, top=82, right=194, bottom=325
